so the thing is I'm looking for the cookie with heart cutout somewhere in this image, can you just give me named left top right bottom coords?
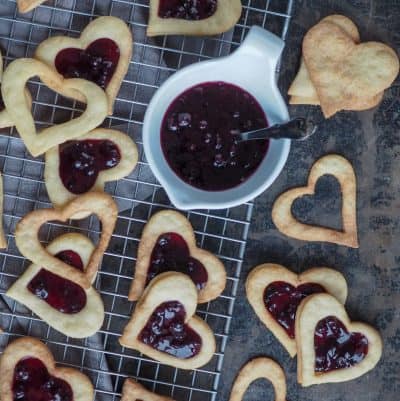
left=272, top=154, right=358, bottom=248
left=302, top=20, right=399, bottom=118
left=128, top=210, right=226, bottom=304
left=229, top=358, right=287, bottom=401
left=15, top=192, right=118, bottom=290
left=0, top=337, right=93, bottom=401
left=1, top=58, right=108, bottom=157
left=44, top=128, right=138, bottom=214
left=246, top=263, right=348, bottom=357
left=35, top=16, right=132, bottom=114
left=120, top=271, right=216, bottom=370
left=6, top=233, right=104, bottom=338
left=296, top=293, right=383, bottom=386
left=147, top=0, right=242, bottom=36
left=121, top=378, right=175, bottom=401
left=17, top=0, right=46, bottom=13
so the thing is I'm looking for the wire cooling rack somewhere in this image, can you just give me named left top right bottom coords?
left=0, top=1, right=293, bottom=400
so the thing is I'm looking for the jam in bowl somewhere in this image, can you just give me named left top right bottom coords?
left=143, top=26, right=290, bottom=210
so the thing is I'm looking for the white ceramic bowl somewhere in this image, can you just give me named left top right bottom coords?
left=143, top=26, right=290, bottom=210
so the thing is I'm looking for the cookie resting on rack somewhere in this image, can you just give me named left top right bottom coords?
left=16, top=0, right=46, bottom=13
left=1, top=58, right=108, bottom=157
left=128, top=210, right=226, bottom=304
left=296, top=293, right=383, bottom=386
left=147, top=0, right=242, bottom=36
left=6, top=233, right=104, bottom=338
left=246, top=263, right=347, bottom=357
left=45, top=128, right=138, bottom=214
left=35, top=16, right=133, bottom=114
left=121, top=378, right=175, bottom=401
left=0, top=337, right=93, bottom=401
left=120, top=272, right=216, bottom=370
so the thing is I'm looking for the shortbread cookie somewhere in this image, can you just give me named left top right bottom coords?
left=1, top=58, right=108, bottom=157
left=129, top=210, right=226, bottom=303
left=272, top=154, right=358, bottom=248
left=0, top=337, right=93, bottom=401
left=229, top=358, right=287, bottom=401
left=296, top=293, right=383, bottom=386
left=35, top=16, right=132, bottom=114
left=17, top=0, right=46, bottom=13
left=121, top=379, right=175, bottom=401
left=246, top=263, right=347, bottom=357
left=303, top=21, right=399, bottom=117
left=45, top=128, right=138, bottom=213
left=15, top=192, right=118, bottom=289
left=6, top=233, right=104, bottom=338
left=147, top=0, right=242, bottom=36
left=120, top=272, right=216, bottom=370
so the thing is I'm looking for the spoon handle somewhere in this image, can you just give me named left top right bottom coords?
left=237, top=118, right=317, bottom=142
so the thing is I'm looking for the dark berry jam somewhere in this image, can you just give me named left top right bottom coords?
left=161, top=82, right=269, bottom=191
left=147, top=232, right=208, bottom=290
left=55, top=38, right=119, bottom=89
left=314, top=316, right=369, bottom=372
left=13, top=357, right=73, bottom=401
left=0, top=91, right=5, bottom=111
left=138, top=301, right=202, bottom=359
left=264, top=281, right=326, bottom=338
left=27, top=250, right=86, bottom=314
left=59, top=139, right=121, bottom=194
left=158, top=0, right=217, bottom=20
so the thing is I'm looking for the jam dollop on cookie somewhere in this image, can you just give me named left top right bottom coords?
left=158, top=0, right=217, bottom=20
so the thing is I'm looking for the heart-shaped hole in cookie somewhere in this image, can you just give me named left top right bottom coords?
left=292, top=174, right=343, bottom=231
left=120, top=272, right=216, bottom=370
left=129, top=210, right=226, bottom=303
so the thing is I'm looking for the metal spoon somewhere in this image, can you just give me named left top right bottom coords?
left=233, top=117, right=317, bottom=142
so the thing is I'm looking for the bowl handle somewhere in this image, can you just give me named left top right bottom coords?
left=232, top=26, right=285, bottom=78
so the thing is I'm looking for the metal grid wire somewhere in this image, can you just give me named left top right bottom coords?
left=0, top=1, right=293, bottom=400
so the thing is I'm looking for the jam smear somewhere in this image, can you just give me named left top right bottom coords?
left=138, top=301, right=202, bottom=359
left=0, top=91, right=5, bottom=111
left=13, top=357, right=73, bottom=401
left=264, top=281, right=326, bottom=338
left=27, top=250, right=86, bottom=314
left=55, top=38, right=120, bottom=89
left=158, top=0, right=217, bottom=20
left=59, top=139, right=121, bottom=194
left=161, top=81, right=269, bottom=191
left=147, top=232, right=208, bottom=290
left=314, top=316, right=369, bottom=372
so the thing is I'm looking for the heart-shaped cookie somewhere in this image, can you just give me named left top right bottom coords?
left=120, top=272, right=216, bottom=370
left=129, top=210, right=226, bottom=303
left=229, top=358, right=287, bottom=401
left=35, top=16, right=132, bottom=114
left=15, top=192, right=118, bottom=290
left=272, top=154, right=358, bottom=248
left=45, top=128, right=138, bottom=212
left=246, top=263, right=347, bottom=357
left=1, top=58, right=108, bottom=157
left=296, top=293, right=383, bottom=386
left=6, top=233, right=104, bottom=338
left=121, top=379, right=175, bottom=401
left=0, top=337, right=93, bottom=401
left=303, top=20, right=399, bottom=117
left=147, top=0, right=242, bottom=36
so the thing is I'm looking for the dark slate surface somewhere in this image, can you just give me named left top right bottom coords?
left=219, top=1, right=400, bottom=400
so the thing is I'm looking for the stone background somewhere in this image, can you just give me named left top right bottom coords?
left=219, top=1, right=400, bottom=400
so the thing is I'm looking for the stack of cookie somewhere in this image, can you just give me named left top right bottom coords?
left=288, top=15, right=399, bottom=118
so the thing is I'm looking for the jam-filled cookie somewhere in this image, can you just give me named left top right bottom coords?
left=16, top=0, right=46, bottom=13
left=246, top=263, right=347, bottom=357
left=121, top=379, right=175, bottom=401
left=35, top=16, right=132, bottom=114
left=0, top=337, right=93, bottom=401
left=120, top=272, right=216, bottom=370
left=6, top=233, right=104, bottom=338
left=147, top=0, right=242, bottom=36
left=296, top=293, right=383, bottom=386
left=1, top=58, right=108, bottom=157
left=128, top=210, right=226, bottom=303
left=45, top=128, right=138, bottom=213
